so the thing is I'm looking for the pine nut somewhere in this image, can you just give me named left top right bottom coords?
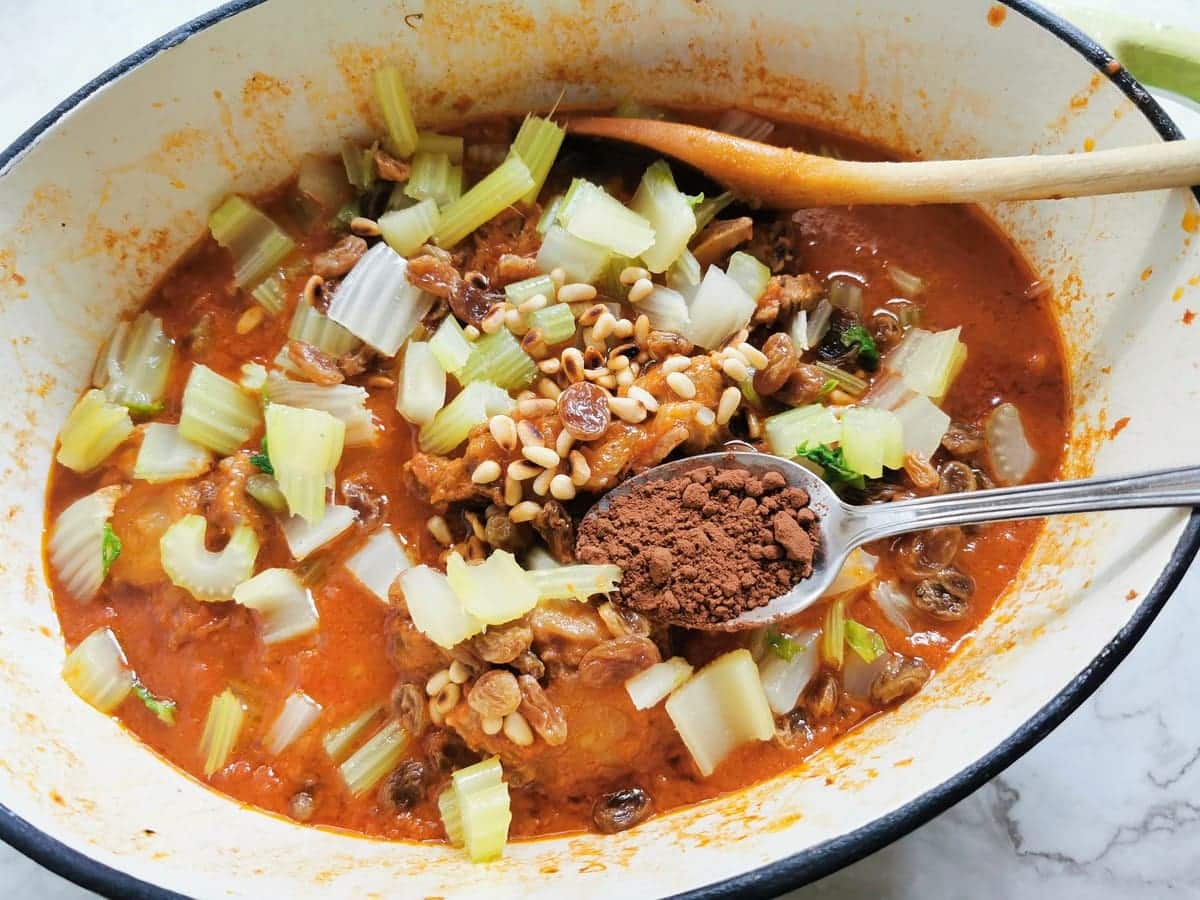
left=666, top=371, right=697, bottom=399
left=448, top=660, right=472, bottom=684
left=481, top=304, right=507, bottom=334
left=549, top=267, right=566, bottom=287
left=503, top=710, right=534, bottom=746
left=558, top=282, right=598, bottom=303
left=615, top=368, right=634, bottom=388
left=489, top=414, right=518, bottom=450
left=504, top=308, right=524, bottom=332
left=578, top=303, right=607, bottom=327
left=738, top=342, right=770, bottom=369
left=608, top=353, right=630, bottom=372
left=570, top=450, right=592, bottom=486
left=592, top=311, right=617, bottom=341
left=695, top=406, right=716, bottom=427
left=609, top=395, right=647, bottom=424
left=426, top=669, right=451, bottom=696
left=717, top=386, right=741, bottom=425
left=662, top=355, right=691, bottom=374
left=746, top=408, right=764, bottom=439
left=550, top=473, right=577, bottom=500
left=537, top=377, right=562, bottom=400
left=366, top=374, right=395, bottom=389
left=538, top=357, right=562, bottom=375
left=481, top=715, right=504, bottom=736
left=614, top=318, right=635, bottom=339
left=595, top=373, right=617, bottom=390
left=463, top=324, right=481, bottom=340
left=464, top=510, right=486, bottom=541
left=504, top=475, right=523, bottom=505
left=349, top=216, right=382, bottom=237
left=561, top=348, right=585, bottom=382
left=619, top=265, right=649, bottom=285
left=722, top=357, right=750, bottom=382
left=427, top=515, right=452, bottom=545
left=722, top=346, right=749, bottom=366
left=236, top=305, right=264, bottom=335
left=507, top=460, right=541, bottom=481
left=517, top=398, right=557, bottom=418
left=509, top=501, right=542, bottom=523
left=302, top=274, right=323, bottom=307
left=626, top=385, right=659, bottom=412
left=471, top=460, right=502, bottom=484
left=555, top=429, right=575, bottom=457
left=627, top=277, right=654, bottom=304
left=532, top=466, right=554, bottom=496
left=634, top=314, right=651, bottom=347
left=517, top=420, right=544, bottom=448
left=523, top=445, right=560, bottom=469
left=430, top=682, right=461, bottom=716
left=518, top=293, right=548, bottom=314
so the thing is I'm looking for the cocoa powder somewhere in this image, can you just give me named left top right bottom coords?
left=576, top=464, right=821, bottom=627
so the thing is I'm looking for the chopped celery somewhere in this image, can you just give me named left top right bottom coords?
left=667, top=247, right=702, bottom=291
left=726, top=251, right=771, bottom=301
left=813, top=361, right=869, bottom=397
left=341, top=142, right=375, bottom=191
left=374, top=65, right=419, bottom=158
left=134, top=423, right=213, bottom=483
left=281, top=504, right=358, bottom=560
left=323, top=705, right=384, bottom=762
left=418, top=380, right=515, bottom=454
left=523, top=546, right=560, bottom=571
left=132, top=681, right=176, bottom=725
left=763, top=405, right=841, bottom=457
left=692, top=191, right=735, bottom=232
left=434, top=154, right=534, bottom=248
left=240, top=362, right=268, bottom=392
left=536, top=194, right=563, bottom=235
left=428, top=314, right=473, bottom=376
left=101, top=523, right=121, bottom=578
left=845, top=619, right=886, bottom=663
left=828, top=277, right=864, bottom=314
left=266, top=373, right=376, bottom=447
left=458, top=328, right=538, bottom=391
left=681, top=265, right=756, bottom=349
left=625, top=656, right=694, bottom=710
left=986, top=402, right=1037, bottom=486
left=208, top=195, right=295, bottom=289
left=199, top=688, right=245, bottom=777
left=57, top=389, right=134, bottom=473
left=557, top=179, right=655, bottom=258
left=893, top=393, right=951, bottom=460
left=535, top=224, right=610, bottom=283
left=62, top=627, right=134, bottom=714
left=327, top=243, right=434, bottom=355
left=233, top=568, right=319, bottom=644
left=639, top=285, right=691, bottom=335
left=398, top=564, right=482, bottom=648
left=245, top=473, right=288, bottom=513
left=439, top=757, right=512, bottom=862
left=511, top=114, right=565, bottom=204
left=758, top=628, right=820, bottom=715
left=629, top=160, right=696, bottom=272
left=266, top=691, right=322, bottom=755
left=93, top=313, right=174, bottom=412
left=48, top=485, right=124, bottom=603
left=806, top=298, right=834, bottom=349
left=417, top=130, right=464, bottom=163
left=178, top=364, right=261, bottom=456
left=826, top=548, right=879, bottom=597
left=447, top=550, right=538, bottom=626
left=159, top=515, right=259, bottom=601
left=839, top=406, right=903, bottom=478
left=285, top=297, right=360, bottom=359
left=378, top=198, right=442, bottom=258
left=404, top=152, right=463, bottom=208
left=789, top=309, right=810, bottom=352
left=265, top=404, right=345, bottom=523
left=340, top=720, right=409, bottom=796
left=527, top=303, right=576, bottom=344
left=888, top=265, right=926, bottom=297
left=393, top=343, right=443, bottom=430
left=821, top=597, right=846, bottom=668
left=884, top=327, right=966, bottom=400
left=664, top=649, right=774, bottom=777
left=504, top=273, right=555, bottom=305
left=599, top=254, right=635, bottom=300
left=530, top=564, right=622, bottom=602
left=344, top=527, right=412, bottom=601
left=297, top=154, right=352, bottom=212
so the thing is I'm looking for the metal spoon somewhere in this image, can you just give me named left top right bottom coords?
left=582, top=451, right=1200, bottom=630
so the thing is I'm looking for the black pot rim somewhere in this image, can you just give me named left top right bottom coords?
left=1, top=2, right=1196, bottom=898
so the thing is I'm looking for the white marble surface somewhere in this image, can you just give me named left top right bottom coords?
left=1, top=1, right=1197, bottom=898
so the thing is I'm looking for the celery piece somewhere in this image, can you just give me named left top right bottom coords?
left=131, top=681, right=176, bottom=725
left=599, top=254, right=635, bottom=300
left=447, top=550, right=539, bottom=626
left=887, top=265, right=926, bottom=297
left=667, top=248, right=701, bottom=292
left=535, top=224, right=610, bottom=284
left=693, top=191, right=735, bottom=232
left=94, top=313, right=175, bottom=412
left=396, top=341, right=446, bottom=427
left=664, top=649, right=774, bottom=777
left=821, top=598, right=846, bottom=668
left=404, top=152, right=463, bottom=208
left=240, top=362, right=268, bottom=392
left=763, top=405, right=841, bottom=458
left=511, top=114, right=565, bottom=205
left=893, top=393, right=951, bottom=460
left=250, top=269, right=292, bottom=315
left=323, top=705, right=384, bottom=762
left=458, top=328, right=538, bottom=391
left=529, top=564, right=622, bottom=602
left=56, top=389, right=134, bottom=474
left=374, top=65, right=419, bottom=158
left=428, top=314, right=473, bottom=376
left=340, top=720, right=409, bottom=796
left=265, top=404, right=346, bottom=523
left=826, top=548, right=879, bottom=597
left=134, top=423, right=213, bottom=483
left=417, top=130, right=464, bottom=163
left=62, top=627, right=134, bottom=714
left=340, top=142, right=375, bottom=191
left=327, top=243, right=434, bottom=355
left=208, top=195, right=295, bottom=290
left=233, top=568, right=319, bottom=645
left=527, top=303, right=576, bottom=345
left=266, top=373, right=376, bottom=447
left=439, top=757, right=512, bottom=862
left=845, top=619, right=886, bottom=664
left=418, top=380, right=514, bottom=454
left=682, top=266, right=756, bottom=350
left=639, top=285, right=691, bottom=335
left=199, top=688, right=245, bottom=777
left=828, top=277, right=863, bottom=313
left=887, top=327, right=966, bottom=400
left=625, top=657, right=694, bottom=710
left=840, top=406, right=903, bottom=478
left=297, top=154, right=353, bottom=212
left=344, top=527, right=412, bottom=602
left=557, top=179, right=655, bottom=259
left=726, top=251, right=771, bottom=301
left=813, top=361, right=868, bottom=397
left=536, top=194, right=563, bottom=236
left=285, top=297, right=360, bottom=360
left=178, top=364, right=262, bottom=456
left=986, top=402, right=1037, bottom=486
left=397, top=564, right=482, bottom=648
left=504, top=273, right=556, bottom=305
left=49, top=486, right=124, bottom=603
left=377, top=200, right=441, bottom=262
left=629, top=160, right=696, bottom=272
left=160, top=515, right=259, bottom=602
left=246, top=473, right=288, bottom=513
left=266, top=691, right=322, bottom=755
left=281, top=504, right=358, bottom=560
left=434, top=154, right=534, bottom=248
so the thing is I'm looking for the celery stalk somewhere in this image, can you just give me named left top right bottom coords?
left=265, top=404, right=346, bottom=523
left=159, top=515, right=259, bottom=602
left=764, top=405, right=841, bottom=458
left=821, top=598, right=846, bottom=668
left=418, top=381, right=514, bottom=454
left=504, top=274, right=556, bottom=304
left=557, top=179, right=655, bottom=258
left=373, top=65, right=419, bottom=158
left=378, top=199, right=441, bottom=257
left=48, top=485, right=124, bottom=603
left=284, top=297, right=360, bottom=361
left=323, top=705, right=384, bottom=762
left=693, top=191, right=735, bottom=232
left=428, top=314, right=473, bottom=376
left=629, top=160, right=696, bottom=272
left=56, top=389, right=134, bottom=473
left=433, top=154, right=534, bottom=247
left=233, top=568, right=319, bottom=645
left=527, top=303, right=576, bottom=344
left=404, top=152, right=463, bottom=208
left=208, top=195, right=295, bottom=290
left=340, top=720, right=409, bottom=796
left=199, top=689, right=245, bottom=777
left=266, top=691, right=322, bottom=755
left=340, top=142, right=375, bottom=191
left=439, top=757, right=512, bottom=862
left=458, top=328, right=538, bottom=391
left=62, top=627, right=134, bottom=714
left=536, top=194, right=563, bottom=235
left=266, top=373, right=376, bottom=447
left=840, top=406, right=904, bottom=478
left=178, top=364, right=262, bottom=456
left=511, top=114, right=565, bottom=205
left=417, top=130, right=464, bottom=163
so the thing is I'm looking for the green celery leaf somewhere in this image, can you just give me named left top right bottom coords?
left=132, top=681, right=177, bottom=726
left=796, top=442, right=866, bottom=492
left=840, top=324, right=879, bottom=370
left=845, top=619, right=886, bottom=663
left=101, top=524, right=121, bottom=578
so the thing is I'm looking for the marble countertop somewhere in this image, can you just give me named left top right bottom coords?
left=2, top=2, right=1198, bottom=898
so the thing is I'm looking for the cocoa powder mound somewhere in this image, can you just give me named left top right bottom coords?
left=575, top=464, right=821, bottom=627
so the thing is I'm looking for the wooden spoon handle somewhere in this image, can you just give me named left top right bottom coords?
left=569, top=117, right=1200, bottom=207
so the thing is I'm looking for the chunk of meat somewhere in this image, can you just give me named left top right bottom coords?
left=527, top=599, right=608, bottom=673
left=384, top=590, right=450, bottom=680
left=754, top=273, right=823, bottom=326
left=312, top=235, right=368, bottom=279
left=533, top=500, right=575, bottom=563
left=461, top=204, right=542, bottom=283
left=206, top=452, right=269, bottom=535
left=287, top=340, right=344, bottom=385
left=744, top=214, right=802, bottom=274
left=495, top=253, right=540, bottom=286
left=373, top=148, right=411, bottom=182
left=404, top=454, right=480, bottom=509
left=341, top=473, right=387, bottom=529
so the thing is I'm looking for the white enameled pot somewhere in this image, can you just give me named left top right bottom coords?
left=0, top=1, right=1197, bottom=897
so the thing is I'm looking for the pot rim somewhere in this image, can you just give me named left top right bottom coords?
left=0, top=1, right=1196, bottom=897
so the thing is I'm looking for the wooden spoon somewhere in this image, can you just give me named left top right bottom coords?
left=569, top=117, right=1200, bottom=207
